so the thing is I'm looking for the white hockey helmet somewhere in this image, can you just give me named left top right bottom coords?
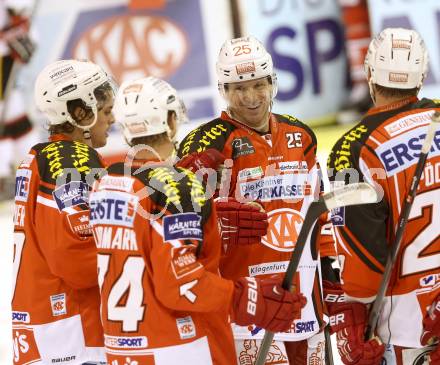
left=34, top=59, right=114, bottom=130
left=216, top=35, right=277, bottom=97
left=364, top=28, right=428, bottom=90
left=113, top=76, right=187, bottom=144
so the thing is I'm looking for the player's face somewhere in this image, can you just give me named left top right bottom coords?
left=225, top=77, right=272, bottom=130
left=90, top=93, right=115, bottom=148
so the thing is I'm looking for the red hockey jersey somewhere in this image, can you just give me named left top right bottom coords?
left=89, top=162, right=236, bottom=365
left=327, top=97, right=440, bottom=347
left=177, top=111, right=335, bottom=341
left=12, top=134, right=106, bottom=364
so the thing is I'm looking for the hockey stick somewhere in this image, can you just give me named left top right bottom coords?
left=255, top=182, right=380, bottom=365
left=324, top=326, right=334, bottom=365
left=365, top=111, right=440, bottom=340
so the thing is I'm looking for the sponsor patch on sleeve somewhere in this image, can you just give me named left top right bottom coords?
left=15, top=169, right=32, bottom=203
left=171, top=245, right=203, bottom=278
left=163, top=213, right=202, bottom=241
left=52, top=181, right=89, bottom=211
left=67, top=211, right=92, bottom=237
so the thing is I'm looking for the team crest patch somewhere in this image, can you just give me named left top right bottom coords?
left=163, top=213, right=202, bottom=241
left=231, top=137, right=255, bottom=159
left=176, top=316, right=196, bottom=339
left=50, top=293, right=67, bottom=316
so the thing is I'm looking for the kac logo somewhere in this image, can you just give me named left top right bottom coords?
left=261, top=208, right=304, bottom=252
left=72, top=14, right=188, bottom=82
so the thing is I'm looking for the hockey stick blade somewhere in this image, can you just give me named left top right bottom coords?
left=365, top=110, right=440, bottom=340
left=255, top=183, right=379, bottom=365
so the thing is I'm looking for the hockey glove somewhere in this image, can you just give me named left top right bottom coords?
left=216, top=198, right=268, bottom=246
left=323, top=280, right=385, bottom=365
left=176, top=148, right=225, bottom=173
left=232, top=276, right=306, bottom=333
left=421, top=294, right=440, bottom=364
left=2, top=15, right=35, bottom=63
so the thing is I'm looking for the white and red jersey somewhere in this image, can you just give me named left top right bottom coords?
left=177, top=111, right=335, bottom=341
left=12, top=134, right=106, bottom=365
left=327, top=96, right=440, bottom=348
left=89, top=161, right=236, bottom=365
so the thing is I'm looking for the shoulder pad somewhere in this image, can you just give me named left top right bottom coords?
left=414, top=97, right=439, bottom=109
left=106, top=162, right=127, bottom=176
left=134, top=165, right=212, bottom=220
left=276, top=113, right=317, bottom=151
left=277, top=114, right=316, bottom=138
left=34, top=140, right=104, bottom=185
left=177, top=118, right=235, bottom=157
left=327, top=122, right=372, bottom=172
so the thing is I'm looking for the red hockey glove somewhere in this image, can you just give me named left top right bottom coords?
left=176, top=148, right=225, bottom=173
left=232, top=276, right=306, bottom=333
left=323, top=280, right=385, bottom=365
left=421, top=294, right=440, bottom=364
left=215, top=198, right=268, bottom=246
left=2, top=15, right=35, bottom=63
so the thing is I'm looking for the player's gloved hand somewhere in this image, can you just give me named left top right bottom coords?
left=232, top=276, right=306, bottom=332
left=421, top=294, right=440, bottom=364
left=215, top=198, right=268, bottom=246
left=2, top=15, right=35, bottom=63
left=323, top=280, right=385, bottom=365
left=176, top=148, right=225, bottom=173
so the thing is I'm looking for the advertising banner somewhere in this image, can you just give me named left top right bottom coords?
left=239, top=0, right=349, bottom=124
left=20, top=0, right=233, bottom=157
left=368, top=0, right=440, bottom=99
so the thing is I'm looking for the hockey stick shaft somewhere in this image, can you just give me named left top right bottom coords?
left=255, top=183, right=379, bottom=365
left=324, top=326, right=334, bottom=365
left=365, top=111, right=440, bottom=340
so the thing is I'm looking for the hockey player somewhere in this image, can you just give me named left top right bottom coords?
left=176, top=35, right=335, bottom=365
left=0, top=1, right=37, bottom=197
left=89, top=76, right=306, bottom=365
left=326, top=28, right=440, bottom=364
left=12, top=59, right=115, bottom=364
